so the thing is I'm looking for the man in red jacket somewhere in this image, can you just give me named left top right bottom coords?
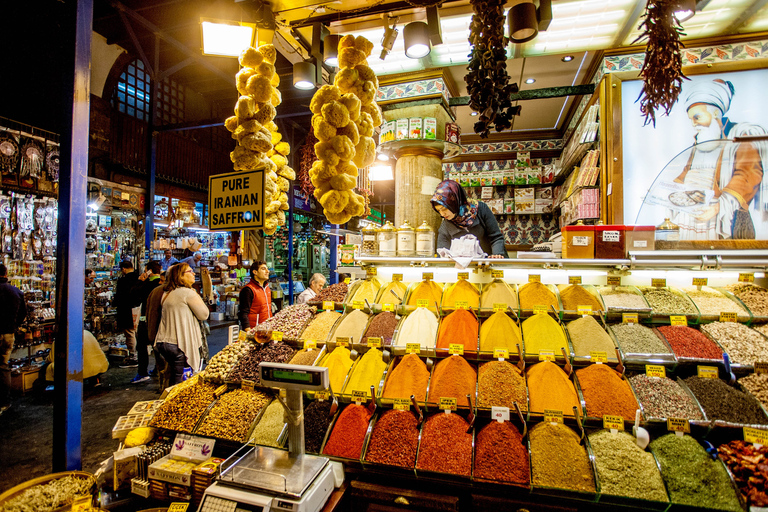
left=238, top=260, right=272, bottom=329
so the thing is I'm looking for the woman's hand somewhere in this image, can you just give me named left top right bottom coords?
left=489, top=254, right=504, bottom=259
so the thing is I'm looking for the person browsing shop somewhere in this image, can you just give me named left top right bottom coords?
left=239, top=260, right=272, bottom=329
left=180, top=251, right=202, bottom=270
left=0, top=264, right=27, bottom=416
left=129, top=260, right=163, bottom=384
left=431, top=179, right=508, bottom=258
left=160, top=249, right=179, bottom=271
left=296, top=273, right=326, bottom=304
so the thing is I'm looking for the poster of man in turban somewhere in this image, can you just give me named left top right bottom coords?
left=623, top=70, right=768, bottom=240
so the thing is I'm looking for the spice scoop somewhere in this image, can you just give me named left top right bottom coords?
left=722, top=353, right=736, bottom=385
left=633, top=409, right=650, bottom=449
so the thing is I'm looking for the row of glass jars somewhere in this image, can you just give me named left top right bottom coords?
left=361, top=220, right=436, bottom=257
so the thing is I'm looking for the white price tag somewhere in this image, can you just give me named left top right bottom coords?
left=491, top=406, right=510, bottom=423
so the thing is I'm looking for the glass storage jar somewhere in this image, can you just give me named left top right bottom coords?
left=397, top=221, right=416, bottom=256
left=415, top=221, right=435, bottom=257
left=361, top=225, right=379, bottom=256
left=377, top=221, right=397, bottom=257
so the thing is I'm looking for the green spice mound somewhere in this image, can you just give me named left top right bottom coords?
left=651, top=434, right=742, bottom=511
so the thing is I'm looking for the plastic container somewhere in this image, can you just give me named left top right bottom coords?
left=625, top=225, right=655, bottom=254
left=594, top=225, right=626, bottom=259
left=415, top=221, right=435, bottom=257
left=562, top=223, right=595, bottom=259
left=377, top=221, right=397, bottom=257
left=361, top=225, right=378, bottom=257
left=397, top=221, right=416, bottom=257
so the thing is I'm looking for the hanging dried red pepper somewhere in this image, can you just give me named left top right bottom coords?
left=298, top=131, right=318, bottom=200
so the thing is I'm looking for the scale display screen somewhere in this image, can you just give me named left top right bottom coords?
left=259, top=362, right=329, bottom=390
left=273, top=369, right=312, bottom=382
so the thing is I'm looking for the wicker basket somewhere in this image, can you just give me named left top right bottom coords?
left=0, top=471, right=97, bottom=510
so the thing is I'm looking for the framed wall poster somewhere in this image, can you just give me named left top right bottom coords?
left=618, top=65, right=768, bottom=240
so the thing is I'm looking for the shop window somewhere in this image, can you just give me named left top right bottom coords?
left=111, top=58, right=185, bottom=125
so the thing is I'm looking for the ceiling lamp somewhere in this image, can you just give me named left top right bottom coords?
left=369, top=164, right=394, bottom=181
left=323, top=34, right=340, bottom=67
left=673, top=0, right=696, bottom=22
left=508, top=1, right=538, bottom=44
left=200, top=18, right=256, bottom=57
left=293, top=61, right=316, bottom=90
left=380, top=18, right=399, bottom=60
left=404, top=21, right=431, bottom=59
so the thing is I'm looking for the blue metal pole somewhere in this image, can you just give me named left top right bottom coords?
left=53, top=0, right=92, bottom=471
left=329, top=229, right=338, bottom=285
left=288, top=185, right=294, bottom=305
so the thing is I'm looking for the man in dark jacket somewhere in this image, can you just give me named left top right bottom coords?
left=129, top=260, right=163, bottom=383
left=115, top=260, right=140, bottom=367
left=0, top=263, right=27, bottom=415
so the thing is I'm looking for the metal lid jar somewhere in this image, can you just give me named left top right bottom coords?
left=415, top=220, right=435, bottom=257
left=656, top=218, right=680, bottom=241
left=377, top=220, right=397, bottom=257
left=397, top=221, right=416, bottom=256
left=361, top=225, right=379, bottom=256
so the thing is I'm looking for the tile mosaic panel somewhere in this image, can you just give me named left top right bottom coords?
left=377, top=78, right=450, bottom=103
left=459, top=139, right=563, bottom=155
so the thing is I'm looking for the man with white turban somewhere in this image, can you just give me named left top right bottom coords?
left=672, top=78, right=768, bottom=239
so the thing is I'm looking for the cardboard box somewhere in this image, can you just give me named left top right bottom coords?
left=11, top=366, right=42, bottom=394
left=396, top=119, right=409, bottom=140
left=409, top=117, right=423, bottom=139
left=114, top=447, right=143, bottom=490
left=148, top=454, right=198, bottom=486
left=424, top=118, right=437, bottom=140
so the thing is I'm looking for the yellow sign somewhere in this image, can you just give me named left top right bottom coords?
left=455, top=300, right=469, bottom=309
left=209, top=169, right=265, bottom=230
left=646, top=365, right=666, bottom=378
left=529, top=274, right=541, bottom=283
left=577, top=305, right=592, bottom=315
left=241, top=379, right=256, bottom=392
left=544, top=409, right=564, bottom=424
left=304, top=340, right=317, bottom=350
left=670, top=315, right=687, bottom=326
left=367, top=337, right=382, bottom=348
left=744, top=426, right=768, bottom=445
left=168, top=504, right=190, bottom=512
left=693, top=277, right=708, bottom=287
left=315, top=390, right=330, bottom=401
left=70, top=496, right=92, bottom=512
left=366, top=267, right=378, bottom=276
left=533, top=305, right=549, bottom=315
left=739, top=273, right=755, bottom=283
left=569, top=276, right=582, bottom=285
left=394, top=398, right=410, bottom=411
left=667, top=417, right=691, bottom=433
left=382, top=303, right=395, bottom=312
left=352, top=300, right=364, bottom=310
left=416, top=299, right=429, bottom=308
left=623, top=313, right=638, bottom=324
left=698, top=366, right=719, bottom=379
left=448, top=343, right=464, bottom=355
left=494, top=348, right=509, bottom=360
left=607, top=276, right=621, bottom=286
left=603, top=415, right=624, bottom=431
left=539, top=351, right=556, bottom=362
left=491, top=270, right=504, bottom=279
left=405, top=343, right=421, bottom=354
left=755, top=362, right=768, bottom=374
left=392, top=273, right=403, bottom=282
left=323, top=301, right=334, bottom=311
left=458, top=272, right=469, bottom=280
left=493, top=303, right=508, bottom=312
left=720, top=311, right=737, bottom=322
left=439, top=397, right=457, bottom=411
left=590, top=351, right=608, bottom=363
left=652, top=278, right=666, bottom=288
left=422, top=272, right=433, bottom=281
left=272, top=331, right=283, bottom=341
left=352, top=390, right=367, bottom=402
left=335, top=337, right=350, bottom=347
left=344, top=278, right=351, bottom=284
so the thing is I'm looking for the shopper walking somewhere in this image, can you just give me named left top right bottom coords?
left=115, top=260, right=140, bottom=367
left=238, top=260, right=272, bottom=329
left=296, top=273, right=326, bottom=304
left=0, top=263, right=27, bottom=415
left=129, top=260, right=163, bottom=384
left=154, top=263, right=209, bottom=384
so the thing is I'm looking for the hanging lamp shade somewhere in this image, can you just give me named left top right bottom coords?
left=323, top=34, right=340, bottom=67
left=404, top=21, right=431, bottom=59
left=508, top=1, right=538, bottom=44
left=293, top=61, right=316, bottom=90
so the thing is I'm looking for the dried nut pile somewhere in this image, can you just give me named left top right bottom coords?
left=301, top=311, right=342, bottom=342
left=682, top=286, right=747, bottom=316
left=629, top=374, right=704, bottom=420
left=196, top=389, right=272, bottom=442
left=738, top=373, right=768, bottom=410
left=256, top=304, right=316, bottom=340
left=313, top=282, right=348, bottom=303
left=611, top=323, right=671, bottom=354
left=700, top=322, right=768, bottom=366
left=639, top=287, right=697, bottom=315
left=227, top=341, right=296, bottom=384
left=757, top=324, right=768, bottom=338
left=289, top=348, right=322, bottom=366
left=201, top=342, right=256, bottom=383
left=597, top=287, right=649, bottom=310
left=150, top=380, right=218, bottom=432
left=727, top=284, right=768, bottom=317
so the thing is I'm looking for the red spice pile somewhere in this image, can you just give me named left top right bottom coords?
left=576, top=364, right=638, bottom=421
left=657, top=325, right=723, bottom=360
left=322, top=404, right=372, bottom=459
left=364, top=410, right=420, bottom=468
left=415, top=413, right=472, bottom=476
left=474, top=421, right=530, bottom=485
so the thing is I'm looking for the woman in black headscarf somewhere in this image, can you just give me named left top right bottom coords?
left=430, top=180, right=507, bottom=258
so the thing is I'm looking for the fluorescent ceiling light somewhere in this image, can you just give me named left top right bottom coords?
left=369, top=164, right=394, bottom=181
left=525, top=78, right=536, bottom=84
left=201, top=19, right=255, bottom=57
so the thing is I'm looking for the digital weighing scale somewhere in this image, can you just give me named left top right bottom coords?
left=197, top=363, right=337, bottom=512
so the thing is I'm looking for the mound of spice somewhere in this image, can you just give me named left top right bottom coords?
left=427, top=356, right=477, bottom=407
left=474, top=421, right=529, bottom=485
left=758, top=324, right=768, bottom=338
left=567, top=316, right=616, bottom=360
left=683, top=286, right=747, bottom=316
left=322, top=404, right=372, bottom=459
left=331, top=310, right=370, bottom=344
left=348, top=279, right=381, bottom=305
left=406, top=280, right=443, bottom=312
left=629, top=374, right=704, bottom=420
left=529, top=422, right=595, bottom=493
left=739, top=373, right=768, bottom=409
left=518, top=281, right=558, bottom=311
left=526, top=361, right=579, bottom=415
left=683, top=376, right=768, bottom=425
left=588, top=430, right=668, bottom=502
left=381, top=354, right=430, bottom=402
left=576, top=364, right=638, bottom=421
left=361, top=312, right=398, bottom=346
left=477, top=361, right=526, bottom=409
left=256, top=303, right=316, bottom=340
left=559, top=284, right=602, bottom=312
left=639, top=287, right=697, bottom=315
left=377, top=280, right=408, bottom=306
left=442, top=279, right=480, bottom=309
left=657, top=325, right=723, bottom=360
left=436, top=308, right=478, bottom=353
left=364, top=410, right=420, bottom=468
left=319, top=346, right=354, bottom=392
left=227, top=340, right=295, bottom=384
left=196, top=389, right=272, bottom=442
left=652, top=434, right=742, bottom=511
left=718, top=440, right=768, bottom=507
left=610, top=323, right=671, bottom=354
left=522, top=314, right=568, bottom=356
left=395, top=307, right=438, bottom=349
left=598, top=286, right=649, bottom=310
left=250, top=400, right=285, bottom=447
left=701, top=321, right=768, bottom=366
left=342, top=348, right=387, bottom=395
left=314, top=282, right=348, bottom=303
left=480, top=279, right=518, bottom=309
left=479, top=312, right=522, bottom=353
left=415, top=413, right=472, bottom=476
left=288, top=348, right=322, bottom=366
left=300, top=310, right=342, bottom=342
left=304, top=399, right=333, bottom=453
left=726, top=283, right=768, bottom=317
left=150, top=380, right=217, bottom=432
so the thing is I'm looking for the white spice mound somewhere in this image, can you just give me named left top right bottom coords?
left=700, top=321, right=768, bottom=366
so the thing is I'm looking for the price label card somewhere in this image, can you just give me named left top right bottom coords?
left=455, top=300, right=469, bottom=309
left=646, top=365, right=667, bottom=378
left=569, top=276, right=582, bottom=285
left=607, top=276, right=621, bottom=286
left=744, top=426, right=768, bottom=445
left=577, top=305, right=592, bottom=315
left=315, top=390, right=330, bottom=401
left=539, top=350, right=556, bottom=362
left=323, top=301, right=335, bottom=311
left=448, top=343, right=464, bottom=355
left=544, top=409, right=564, bottom=424
left=698, top=366, right=719, bottom=379
left=335, top=337, right=350, bottom=347
left=367, top=337, right=382, bottom=348
left=439, top=397, right=457, bottom=411
left=352, top=390, right=368, bottom=403
left=352, top=300, right=365, bottom=310
left=652, top=278, right=667, bottom=288
left=667, top=417, right=691, bottom=433
left=529, top=274, right=541, bottom=283
left=603, top=415, right=624, bottom=431
left=394, top=398, right=410, bottom=411
left=167, top=504, right=190, bottom=512
left=241, top=379, right=256, bottom=391
left=533, top=305, right=549, bottom=315
left=304, top=340, right=317, bottom=350
left=344, top=278, right=351, bottom=284
left=693, top=277, right=708, bottom=287
left=670, top=315, right=687, bottom=326
left=720, top=311, right=737, bottom=322
left=623, top=313, right=638, bottom=324
left=71, top=496, right=92, bottom=512
left=493, top=303, right=508, bottom=312
left=382, top=303, right=395, bottom=312
left=392, top=274, right=403, bottom=282
left=740, top=273, right=755, bottom=283
left=491, top=406, right=510, bottom=423
left=458, top=272, right=469, bottom=280
left=366, top=267, right=378, bottom=276
left=491, top=270, right=504, bottom=279
left=405, top=343, right=421, bottom=354
left=494, top=348, right=509, bottom=360
left=422, top=272, right=433, bottom=281
left=272, top=331, right=283, bottom=342
left=416, top=299, right=429, bottom=308
left=755, top=362, right=768, bottom=374
left=590, top=351, right=608, bottom=363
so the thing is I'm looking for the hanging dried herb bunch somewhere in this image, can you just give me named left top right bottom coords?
left=298, top=130, right=318, bottom=201
left=633, top=0, right=689, bottom=126
left=466, top=0, right=519, bottom=138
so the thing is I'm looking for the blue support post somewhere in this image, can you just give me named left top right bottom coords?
left=329, top=229, right=338, bottom=285
left=288, top=186, right=294, bottom=304
left=53, top=0, right=92, bottom=471
left=145, top=81, right=157, bottom=250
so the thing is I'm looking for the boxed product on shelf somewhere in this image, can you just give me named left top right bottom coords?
left=542, top=164, right=555, bottom=184
left=515, top=187, right=535, bottom=214
left=488, top=199, right=504, bottom=215
left=527, top=167, right=542, bottom=185
left=572, top=188, right=600, bottom=205
left=514, top=168, right=527, bottom=185
left=409, top=117, right=423, bottom=139
left=470, top=172, right=481, bottom=187
left=577, top=203, right=600, bottom=219
left=480, top=171, right=493, bottom=186
left=424, top=117, right=437, bottom=139
left=503, top=193, right=514, bottom=214
left=459, top=172, right=470, bottom=187
left=445, top=122, right=460, bottom=143
left=396, top=119, right=409, bottom=140
left=493, top=170, right=504, bottom=186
